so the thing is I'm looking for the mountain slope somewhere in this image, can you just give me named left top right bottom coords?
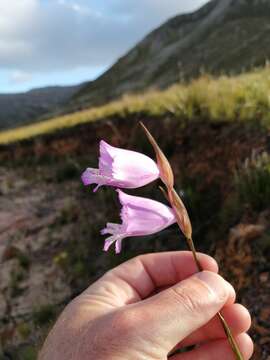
left=0, top=85, right=82, bottom=130
left=0, top=66, right=269, bottom=145
left=72, top=0, right=270, bottom=110
left=2, top=0, right=270, bottom=130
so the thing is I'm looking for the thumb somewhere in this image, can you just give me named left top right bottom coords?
left=132, top=270, right=235, bottom=354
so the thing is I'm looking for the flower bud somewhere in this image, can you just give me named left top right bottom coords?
left=140, top=122, right=174, bottom=189
left=168, top=188, right=192, bottom=240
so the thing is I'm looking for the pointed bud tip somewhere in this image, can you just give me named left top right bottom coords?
left=140, top=122, right=174, bottom=189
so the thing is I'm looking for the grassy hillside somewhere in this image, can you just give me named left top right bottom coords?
left=0, top=66, right=270, bottom=145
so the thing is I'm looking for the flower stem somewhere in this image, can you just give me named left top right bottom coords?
left=217, top=312, right=244, bottom=360
left=186, top=237, right=203, bottom=271
left=187, top=237, right=244, bottom=360
left=140, top=122, right=244, bottom=360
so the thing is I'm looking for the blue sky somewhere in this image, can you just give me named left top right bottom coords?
left=0, top=0, right=208, bottom=93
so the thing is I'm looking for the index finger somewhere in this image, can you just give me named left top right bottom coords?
left=87, top=251, right=219, bottom=306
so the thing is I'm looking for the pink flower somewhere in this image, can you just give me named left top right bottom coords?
left=81, top=140, right=159, bottom=192
left=101, top=189, right=176, bottom=253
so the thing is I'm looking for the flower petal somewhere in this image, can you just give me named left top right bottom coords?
left=103, top=236, right=116, bottom=252
left=99, top=141, right=159, bottom=188
left=101, top=191, right=176, bottom=254
left=115, top=239, right=123, bottom=254
left=101, top=223, right=126, bottom=253
left=81, top=168, right=99, bottom=185
left=99, top=141, right=114, bottom=177
left=103, top=234, right=125, bottom=253
left=117, top=190, right=176, bottom=236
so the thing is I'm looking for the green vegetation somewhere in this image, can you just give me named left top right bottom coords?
left=234, top=151, right=270, bottom=211
left=17, top=323, right=31, bottom=340
left=19, top=345, right=37, bottom=360
left=33, top=304, right=57, bottom=327
left=0, top=66, right=270, bottom=144
left=55, top=159, right=81, bottom=183
left=10, top=269, right=26, bottom=297
left=213, top=150, right=270, bottom=243
left=17, top=252, right=31, bottom=270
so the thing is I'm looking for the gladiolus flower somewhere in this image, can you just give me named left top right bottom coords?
left=101, top=189, right=176, bottom=253
left=81, top=140, right=159, bottom=192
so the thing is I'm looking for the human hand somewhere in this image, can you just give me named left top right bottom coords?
left=39, top=251, right=253, bottom=359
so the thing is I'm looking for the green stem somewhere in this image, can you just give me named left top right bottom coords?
left=187, top=237, right=244, bottom=360
left=218, top=312, right=244, bottom=360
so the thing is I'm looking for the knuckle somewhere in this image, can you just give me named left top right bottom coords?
left=169, top=284, right=206, bottom=314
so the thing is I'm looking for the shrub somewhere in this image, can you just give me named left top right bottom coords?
left=19, top=345, right=37, bottom=360
left=55, top=159, right=80, bottom=182
left=234, top=151, right=270, bottom=211
left=33, top=304, right=57, bottom=327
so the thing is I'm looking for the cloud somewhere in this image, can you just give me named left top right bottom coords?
left=9, top=70, right=33, bottom=84
left=0, top=0, right=208, bottom=76
left=57, top=0, right=101, bottom=16
left=105, top=0, right=208, bottom=19
left=9, top=70, right=32, bottom=85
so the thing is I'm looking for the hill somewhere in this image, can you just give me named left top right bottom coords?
left=71, top=0, right=270, bottom=110
left=0, top=66, right=270, bottom=145
left=2, top=0, right=270, bottom=131
left=0, top=85, right=82, bottom=131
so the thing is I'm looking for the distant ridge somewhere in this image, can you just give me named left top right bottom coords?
left=0, top=85, right=82, bottom=130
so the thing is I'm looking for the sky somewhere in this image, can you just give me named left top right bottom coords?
left=0, top=0, right=208, bottom=93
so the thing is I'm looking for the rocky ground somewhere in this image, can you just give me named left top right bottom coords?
left=0, top=167, right=74, bottom=358
left=0, top=118, right=269, bottom=359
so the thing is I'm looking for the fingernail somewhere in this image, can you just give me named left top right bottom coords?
left=194, top=271, right=235, bottom=301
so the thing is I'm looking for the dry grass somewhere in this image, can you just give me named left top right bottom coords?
left=1, top=66, right=270, bottom=144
